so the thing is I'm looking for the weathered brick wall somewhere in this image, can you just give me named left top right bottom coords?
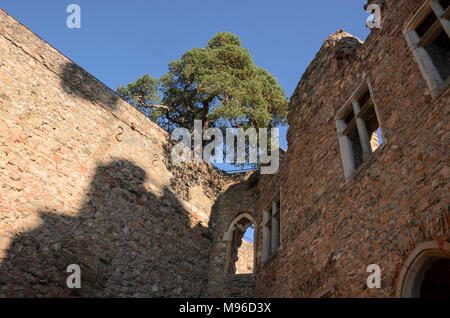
left=2, top=0, right=447, bottom=299
left=254, top=0, right=449, bottom=297
left=223, top=274, right=255, bottom=298
left=0, top=9, right=242, bottom=297
left=235, top=240, right=254, bottom=274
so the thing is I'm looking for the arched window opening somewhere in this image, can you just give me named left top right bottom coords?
left=224, top=213, right=255, bottom=274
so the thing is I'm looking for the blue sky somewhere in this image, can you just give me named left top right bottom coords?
left=0, top=1, right=371, bottom=147
left=1, top=0, right=373, bottom=166
left=0, top=1, right=371, bottom=242
left=0, top=1, right=370, bottom=97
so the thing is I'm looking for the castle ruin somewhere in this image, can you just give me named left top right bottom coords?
left=0, top=0, right=449, bottom=298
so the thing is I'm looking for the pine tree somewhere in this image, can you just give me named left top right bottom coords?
left=117, top=32, right=288, bottom=134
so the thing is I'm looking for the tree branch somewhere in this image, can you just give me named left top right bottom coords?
left=165, top=112, right=186, bottom=128
left=137, top=95, right=170, bottom=111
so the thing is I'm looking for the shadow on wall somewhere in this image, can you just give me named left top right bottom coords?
left=0, top=160, right=212, bottom=297
left=60, top=62, right=120, bottom=109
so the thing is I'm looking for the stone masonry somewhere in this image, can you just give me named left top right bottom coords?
left=253, top=0, right=449, bottom=297
left=0, top=8, right=248, bottom=297
left=0, top=0, right=449, bottom=298
left=235, top=240, right=254, bottom=274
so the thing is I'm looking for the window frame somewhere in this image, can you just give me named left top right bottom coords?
left=403, top=0, right=450, bottom=97
left=335, top=80, right=384, bottom=180
left=262, top=191, right=281, bottom=265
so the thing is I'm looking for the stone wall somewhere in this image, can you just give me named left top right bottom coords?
left=254, top=0, right=449, bottom=297
left=223, top=274, right=255, bottom=298
left=235, top=240, right=254, bottom=274
left=0, top=8, right=243, bottom=297
left=1, top=0, right=448, bottom=299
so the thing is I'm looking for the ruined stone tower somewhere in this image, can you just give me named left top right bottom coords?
left=253, top=0, right=449, bottom=297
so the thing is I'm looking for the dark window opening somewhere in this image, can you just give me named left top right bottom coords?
left=424, top=28, right=450, bottom=81
left=420, top=258, right=450, bottom=298
left=439, top=0, right=450, bottom=9
left=344, top=109, right=355, bottom=125
left=358, top=89, right=371, bottom=108
left=416, top=11, right=438, bottom=38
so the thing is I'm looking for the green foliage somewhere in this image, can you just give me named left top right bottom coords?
left=116, top=74, right=163, bottom=122
left=117, top=31, right=288, bottom=133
